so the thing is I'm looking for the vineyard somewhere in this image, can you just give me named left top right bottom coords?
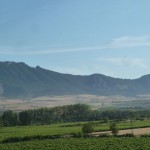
left=0, top=138, right=150, bottom=150
left=0, top=120, right=150, bottom=149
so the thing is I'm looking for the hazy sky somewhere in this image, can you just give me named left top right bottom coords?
left=0, top=0, right=150, bottom=78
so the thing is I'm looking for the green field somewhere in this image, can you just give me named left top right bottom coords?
left=0, top=123, right=80, bottom=142
left=95, top=119, right=150, bottom=131
left=0, top=120, right=150, bottom=149
left=0, top=120, right=149, bottom=142
left=0, top=138, right=150, bottom=150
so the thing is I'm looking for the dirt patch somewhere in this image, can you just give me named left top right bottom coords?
left=92, top=127, right=150, bottom=136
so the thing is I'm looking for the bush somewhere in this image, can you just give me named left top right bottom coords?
left=117, top=133, right=135, bottom=137
left=110, top=123, right=119, bottom=136
left=140, top=134, right=150, bottom=137
left=123, top=133, right=135, bottom=137
left=82, top=123, right=94, bottom=134
left=72, top=132, right=83, bottom=138
left=98, top=133, right=111, bottom=138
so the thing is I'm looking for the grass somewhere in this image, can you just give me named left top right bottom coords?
left=0, top=120, right=149, bottom=150
left=0, top=123, right=80, bottom=142
left=0, top=119, right=149, bottom=142
left=95, top=119, right=150, bottom=131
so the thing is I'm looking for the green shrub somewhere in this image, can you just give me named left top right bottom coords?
left=82, top=123, right=94, bottom=134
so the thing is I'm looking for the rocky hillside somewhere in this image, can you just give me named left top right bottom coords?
left=0, top=61, right=150, bottom=98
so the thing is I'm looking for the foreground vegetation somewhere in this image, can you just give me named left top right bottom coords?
left=0, top=104, right=150, bottom=149
left=0, top=138, right=150, bottom=150
left=0, top=119, right=150, bottom=142
left=0, top=121, right=149, bottom=150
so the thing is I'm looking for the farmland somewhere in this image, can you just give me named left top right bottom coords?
left=0, top=137, right=150, bottom=150
left=0, top=119, right=150, bottom=149
left=0, top=120, right=150, bottom=142
left=1, top=94, right=150, bottom=112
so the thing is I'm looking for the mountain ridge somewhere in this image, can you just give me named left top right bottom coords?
left=0, top=61, right=150, bottom=98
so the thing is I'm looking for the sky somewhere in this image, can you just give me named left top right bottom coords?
left=0, top=0, right=150, bottom=79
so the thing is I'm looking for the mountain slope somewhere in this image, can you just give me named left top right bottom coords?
left=0, top=61, right=150, bottom=98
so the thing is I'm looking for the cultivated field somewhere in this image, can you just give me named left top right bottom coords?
left=0, top=94, right=150, bottom=112
left=0, top=120, right=150, bottom=150
left=0, top=120, right=150, bottom=142
left=0, top=138, right=150, bottom=150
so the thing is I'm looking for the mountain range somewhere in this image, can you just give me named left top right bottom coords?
left=0, top=61, right=150, bottom=98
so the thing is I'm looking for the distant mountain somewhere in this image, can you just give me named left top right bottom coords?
left=0, top=61, right=150, bottom=98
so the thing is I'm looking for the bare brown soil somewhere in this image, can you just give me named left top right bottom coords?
left=92, top=127, right=150, bottom=136
left=0, top=94, right=121, bottom=111
left=0, top=94, right=150, bottom=112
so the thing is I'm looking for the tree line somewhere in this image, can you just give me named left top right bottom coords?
left=0, top=104, right=150, bottom=127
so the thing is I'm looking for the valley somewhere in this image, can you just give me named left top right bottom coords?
left=0, top=94, right=150, bottom=112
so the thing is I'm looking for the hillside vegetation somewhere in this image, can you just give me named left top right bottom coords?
left=1, top=61, right=150, bottom=98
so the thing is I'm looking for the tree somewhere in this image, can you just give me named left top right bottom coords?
left=110, top=123, right=119, bottom=136
left=19, top=111, right=31, bottom=126
left=2, top=111, right=18, bottom=126
left=0, top=116, right=3, bottom=127
left=103, top=117, right=109, bottom=123
left=82, top=122, right=94, bottom=134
